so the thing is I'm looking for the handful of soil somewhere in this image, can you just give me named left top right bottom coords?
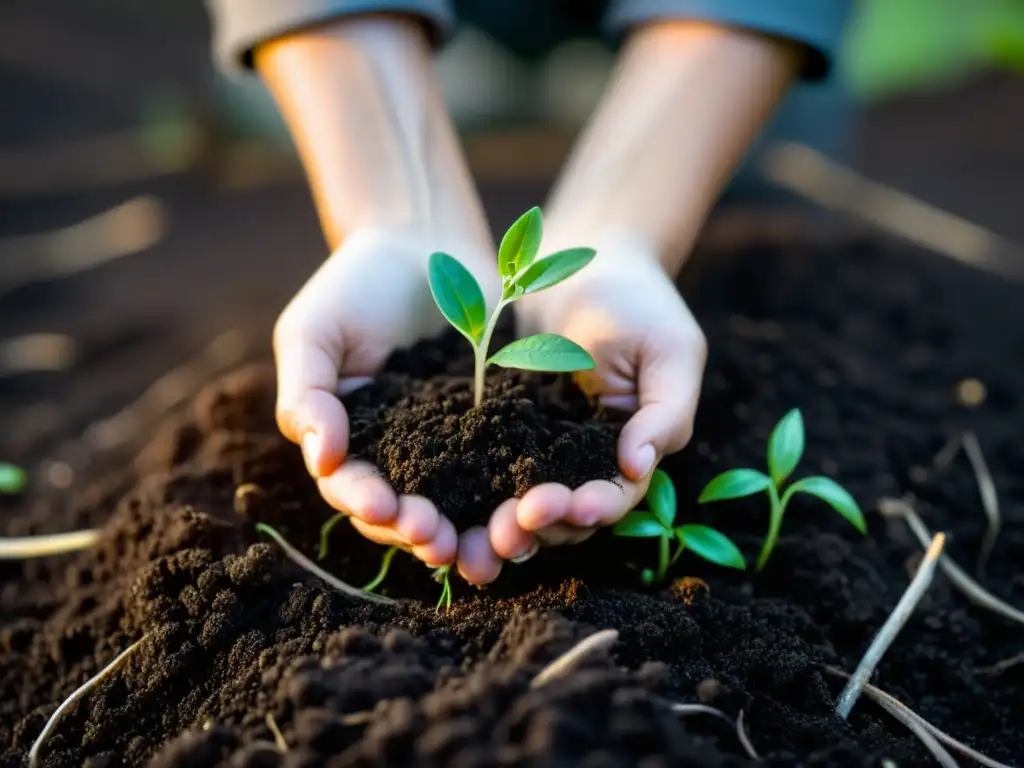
left=344, top=329, right=623, bottom=530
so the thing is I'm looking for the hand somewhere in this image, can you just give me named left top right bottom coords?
left=456, top=233, right=708, bottom=584
left=273, top=229, right=499, bottom=569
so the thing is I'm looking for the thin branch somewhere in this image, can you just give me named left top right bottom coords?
left=255, top=524, right=395, bottom=606
left=976, top=652, right=1024, bottom=677
left=878, top=498, right=1024, bottom=627
left=826, top=667, right=1014, bottom=768
left=28, top=636, right=147, bottom=768
left=665, top=702, right=759, bottom=760
left=836, top=533, right=945, bottom=719
left=0, top=529, right=101, bottom=559
left=960, top=431, right=1001, bottom=579
left=530, top=629, right=619, bottom=689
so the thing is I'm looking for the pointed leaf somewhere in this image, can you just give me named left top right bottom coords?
left=514, top=247, right=596, bottom=296
left=646, top=468, right=676, bottom=528
left=428, top=252, right=487, bottom=345
left=698, top=469, right=771, bottom=503
left=612, top=510, right=666, bottom=538
left=498, top=206, right=543, bottom=278
left=488, top=333, right=595, bottom=372
left=768, top=408, right=804, bottom=486
left=675, top=525, right=746, bottom=569
left=785, top=476, right=866, bottom=534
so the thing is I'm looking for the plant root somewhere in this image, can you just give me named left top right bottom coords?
left=878, top=498, right=1024, bottom=627
left=28, top=635, right=147, bottom=768
left=264, top=713, right=288, bottom=753
left=255, top=523, right=396, bottom=606
left=836, top=533, right=945, bottom=719
left=663, top=702, right=759, bottom=760
left=530, top=629, right=619, bottom=689
left=0, top=529, right=101, bottom=559
left=825, top=667, right=1014, bottom=768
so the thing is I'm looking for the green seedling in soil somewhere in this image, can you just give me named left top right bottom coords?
left=0, top=462, right=27, bottom=494
left=362, top=546, right=399, bottom=593
left=432, top=565, right=453, bottom=612
left=698, top=408, right=866, bottom=571
left=613, top=468, right=746, bottom=585
left=428, top=206, right=597, bottom=407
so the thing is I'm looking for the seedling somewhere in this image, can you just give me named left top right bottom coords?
left=428, top=206, right=597, bottom=407
left=698, top=408, right=866, bottom=571
left=432, top=565, right=453, bottom=612
left=613, top=468, right=745, bottom=584
left=0, top=462, right=26, bottom=494
left=362, top=546, right=399, bottom=592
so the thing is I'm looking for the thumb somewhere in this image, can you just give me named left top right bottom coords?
left=273, top=322, right=350, bottom=480
left=617, top=332, right=707, bottom=482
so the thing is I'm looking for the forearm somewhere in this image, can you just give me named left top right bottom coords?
left=255, top=15, right=491, bottom=257
left=543, top=20, right=801, bottom=273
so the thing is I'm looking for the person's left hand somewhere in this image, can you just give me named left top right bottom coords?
left=455, top=232, right=708, bottom=584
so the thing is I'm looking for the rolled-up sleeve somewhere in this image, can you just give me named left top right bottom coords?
left=206, top=0, right=458, bottom=73
left=603, top=0, right=855, bottom=80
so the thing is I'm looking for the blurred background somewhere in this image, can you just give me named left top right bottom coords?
left=1, top=0, right=1022, bottom=492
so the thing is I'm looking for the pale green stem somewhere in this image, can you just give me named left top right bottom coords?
left=658, top=534, right=671, bottom=581
left=473, top=297, right=512, bottom=407
left=670, top=539, right=686, bottom=565
left=755, top=485, right=784, bottom=571
left=363, top=546, right=399, bottom=592
left=317, top=512, right=348, bottom=561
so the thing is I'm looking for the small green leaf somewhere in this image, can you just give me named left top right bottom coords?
left=514, top=247, right=596, bottom=296
left=428, top=252, right=487, bottom=345
left=612, top=511, right=667, bottom=538
left=785, top=476, right=866, bottom=534
left=498, top=206, right=543, bottom=278
left=488, top=333, right=595, bottom=372
left=646, top=468, right=676, bottom=528
left=675, top=524, right=746, bottom=569
left=698, top=469, right=771, bottom=503
left=768, top=408, right=804, bottom=486
left=0, top=462, right=26, bottom=494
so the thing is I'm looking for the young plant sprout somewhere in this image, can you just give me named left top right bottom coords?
left=362, top=546, right=399, bottom=593
left=0, top=462, right=27, bottom=494
left=428, top=206, right=597, bottom=407
left=698, top=408, right=866, bottom=571
left=433, top=565, right=453, bottom=612
left=613, top=468, right=745, bottom=584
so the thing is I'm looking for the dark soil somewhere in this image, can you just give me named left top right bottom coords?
left=343, top=329, right=622, bottom=530
left=3, top=214, right=1024, bottom=766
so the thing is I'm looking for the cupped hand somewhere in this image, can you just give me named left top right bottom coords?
left=455, top=232, right=708, bottom=584
left=274, top=229, right=500, bottom=569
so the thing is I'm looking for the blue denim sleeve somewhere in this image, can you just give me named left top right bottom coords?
left=206, top=0, right=457, bottom=73
left=603, top=0, right=856, bottom=79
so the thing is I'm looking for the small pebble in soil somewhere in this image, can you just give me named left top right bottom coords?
left=956, top=377, right=987, bottom=407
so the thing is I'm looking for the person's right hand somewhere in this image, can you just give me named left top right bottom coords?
left=273, top=228, right=499, bottom=569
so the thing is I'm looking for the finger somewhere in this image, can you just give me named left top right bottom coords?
left=600, top=393, right=639, bottom=412
left=457, top=526, right=503, bottom=585
left=618, top=334, right=706, bottom=481
left=349, top=518, right=411, bottom=550
left=274, top=327, right=348, bottom=478
left=412, top=515, right=457, bottom=567
left=393, top=494, right=440, bottom=547
left=318, top=460, right=398, bottom=525
left=515, top=483, right=573, bottom=532
left=534, top=523, right=596, bottom=547
left=488, top=498, right=536, bottom=561
left=566, top=476, right=648, bottom=528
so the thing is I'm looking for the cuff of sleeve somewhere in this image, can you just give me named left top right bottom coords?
left=603, top=0, right=854, bottom=80
left=207, top=0, right=457, bottom=74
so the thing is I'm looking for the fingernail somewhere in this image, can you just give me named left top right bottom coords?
left=302, top=432, right=321, bottom=478
left=635, top=444, right=656, bottom=478
left=511, top=542, right=539, bottom=564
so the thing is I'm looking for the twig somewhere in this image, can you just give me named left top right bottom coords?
left=0, top=529, right=101, bottom=559
left=530, top=629, right=619, bottom=689
left=255, top=523, right=395, bottom=606
left=665, top=702, right=759, bottom=760
left=264, top=713, right=288, bottom=753
left=825, top=667, right=1014, bottom=768
left=836, top=534, right=945, bottom=719
left=878, top=498, right=1024, bottom=627
left=28, top=636, right=147, bottom=768
left=960, top=432, right=1001, bottom=579
left=977, top=652, right=1024, bottom=677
